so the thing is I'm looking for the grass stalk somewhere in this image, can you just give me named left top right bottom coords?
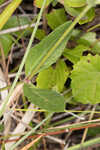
left=67, top=137, right=100, bottom=150
left=10, top=113, right=53, bottom=150
left=0, top=0, right=47, bottom=117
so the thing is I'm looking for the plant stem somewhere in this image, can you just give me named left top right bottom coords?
left=10, top=113, right=53, bottom=150
left=67, top=137, right=100, bottom=150
left=29, top=4, right=91, bottom=79
left=0, top=0, right=47, bottom=117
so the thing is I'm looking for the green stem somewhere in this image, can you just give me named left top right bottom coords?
left=67, top=137, right=100, bottom=150
left=0, top=0, right=47, bottom=117
left=10, top=113, right=53, bottom=150
left=29, top=4, right=91, bottom=79
left=87, top=23, right=100, bottom=32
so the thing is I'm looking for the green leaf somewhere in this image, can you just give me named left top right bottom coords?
left=3, top=16, right=46, bottom=39
left=71, top=54, right=100, bottom=104
left=77, top=32, right=100, bottom=53
left=0, top=0, right=5, bottom=5
left=3, top=16, right=30, bottom=29
left=3, top=16, right=31, bottom=36
left=34, top=0, right=53, bottom=8
left=79, top=7, right=95, bottom=24
left=77, top=32, right=96, bottom=46
left=35, top=29, right=46, bottom=40
left=71, top=29, right=81, bottom=39
left=64, top=0, right=86, bottom=8
left=0, top=34, right=13, bottom=56
left=0, top=124, right=4, bottom=132
left=23, top=83, right=65, bottom=112
left=64, top=3, right=95, bottom=24
left=37, top=66, right=54, bottom=89
left=63, top=45, right=89, bottom=64
left=37, top=59, right=69, bottom=92
left=25, top=21, right=72, bottom=76
left=87, top=0, right=96, bottom=7
left=88, top=127, right=100, bottom=137
left=46, top=9, right=66, bottom=30
left=54, top=60, right=69, bottom=92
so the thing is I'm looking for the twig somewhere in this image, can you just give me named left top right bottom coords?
left=0, top=22, right=42, bottom=35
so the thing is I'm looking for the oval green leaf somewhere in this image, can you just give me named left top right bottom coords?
left=23, top=83, right=65, bottom=112
left=71, top=54, right=100, bottom=104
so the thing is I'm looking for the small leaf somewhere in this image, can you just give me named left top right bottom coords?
left=34, top=0, right=53, bottom=8
left=71, top=54, right=100, bottom=104
left=64, top=0, right=86, bottom=8
left=35, top=29, right=46, bottom=40
left=77, top=32, right=100, bottom=53
left=23, top=83, right=65, bottom=112
left=46, top=8, right=66, bottom=30
left=63, top=45, right=89, bottom=64
left=79, top=7, right=95, bottom=24
left=77, top=32, right=96, bottom=45
left=37, top=60, right=69, bottom=92
left=54, top=60, right=69, bottom=92
left=64, top=4, right=95, bottom=24
left=25, top=21, right=72, bottom=76
left=37, top=67, right=54, bottom=89
left=0, top=34, right=13, bottom=56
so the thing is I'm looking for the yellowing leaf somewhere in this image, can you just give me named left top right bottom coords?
left=0, top=0, right=22, bottom=30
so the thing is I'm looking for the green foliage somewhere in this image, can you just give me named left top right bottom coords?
left=71, top=54, right=100, bottom=104
left=63, top=45, right=89, bottom=64
left=79, top=7, right=95, bottom=24
left=0, top=34, right=13, bottom=56
left=3, top=16, right=45, bottom=39
left=64, top=3, right=95, bottom=24
left=35, top=29, right=46, bottom=40
left=88, top=127, right=100, bottom=137
left=0, top=0, right=22, bottom=30
left=23, top=83, right=65, bottom=112
left=77, top=32, right=100, bottom=53
left=25, top=21, right=72, bottom=76
left=0, top=0, right=4, bottom=5
left=87, top=0, right=96, bottom=7
left=34, top=0, right=53, bottom=8
left=37, top=59, right=69, bottom=92
left=64, top=0, right=86, bottom=7
left=46, top=8, right=67, bottom=30
left=3, top=16, right=31, bottom=36
left=0, top=124, right=4, bottom=132
left=3, top=16, right=30, bottom=29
